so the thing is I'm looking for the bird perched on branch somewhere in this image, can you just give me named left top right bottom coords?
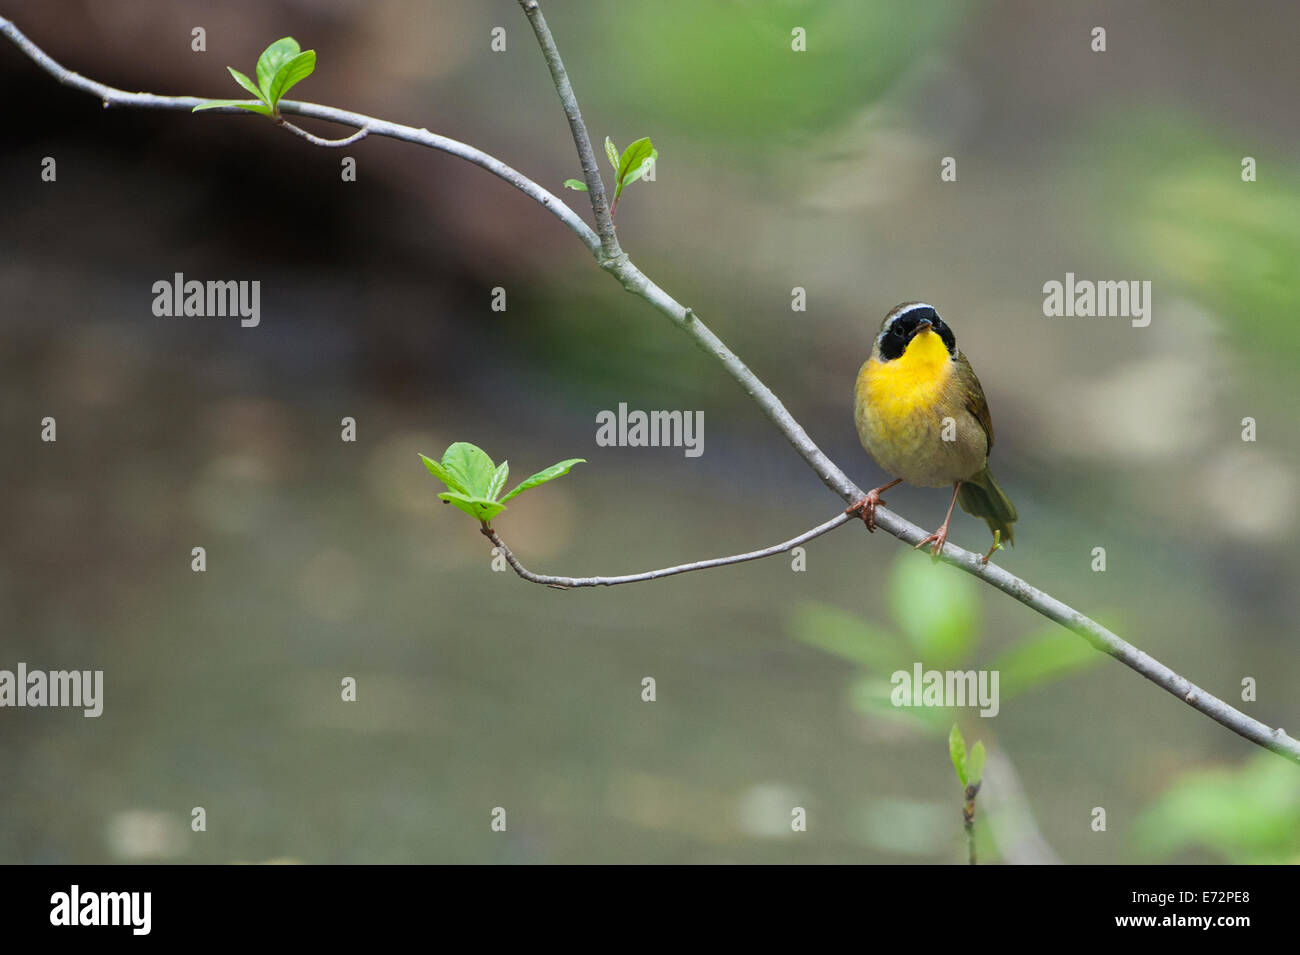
left=850, top=302, right=1017, bottom=562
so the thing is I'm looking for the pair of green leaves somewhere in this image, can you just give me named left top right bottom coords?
left=420, top=442, right=584, bottom=523
left=564, top=136, right=657, bottom=212
left=948, top=724, right=986, bottom=789
left=192, top=37, right=317, bottom=118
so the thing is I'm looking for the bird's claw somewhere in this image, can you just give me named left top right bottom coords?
left=847, top=490, right=886, bottom=532
left=913, top=528, right=949, bottom=559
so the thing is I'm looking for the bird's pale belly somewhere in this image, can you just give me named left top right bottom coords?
left=854, top=360, right=986, bottom=487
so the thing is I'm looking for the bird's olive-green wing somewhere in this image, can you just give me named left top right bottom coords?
left=955, top=352, right=994, bottom=453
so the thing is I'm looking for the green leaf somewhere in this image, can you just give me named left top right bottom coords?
left=618, top=137, right=654, bottom=173
left=191, top=100, right=275, bottom=116
left=992, top=627, right=1104, bottom=699
left=488, top=461, right=509, bottom=501
left=437, top=491, right=507, bottom=523
left=226, top=67, right=266, bottom=102
left=617, top=137, right=655, bottom=184
left=256, top=37, right=301, bottom=101
left=789, top=602, right=905, bottom=672
left=563, top=179, right=589, bottom=191
left=1132, top=754, right=1300, bottom=863
left=849, top=675, right=951, bottom=733
left=968, top=741, right=986, bottom=786
left=948, top=724, right=968, bottom=787
left=621, top=147, right=657, bottom=188
left=500, top=458, right=585, bottom=504
left=440, top=442, right=497, bottom=499
left=419, top=453, right=467, bottom=495
left=268, top=49, right=316, bottom=106
left=612, top=137, right=656, bottom=205
left=604, top=136, right=620, bottom=173
left=888, top=555, right=980, bottom=666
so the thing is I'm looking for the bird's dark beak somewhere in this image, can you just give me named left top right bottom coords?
left=913, top=318, right=932, bottom=336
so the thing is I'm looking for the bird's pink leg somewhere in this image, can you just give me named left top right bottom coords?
left=846, top=478, right=904, bottom=533
left=914, top=481, right=963, bottom=557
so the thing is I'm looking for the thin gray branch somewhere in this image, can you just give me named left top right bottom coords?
left=482, top=512, right=852, bottom=588
left=278, top=118, right=369, bottom=148
left=516, top=0, right=619, bottom=259
left=3, top=11, right=1297, bottom=765
left=0, top=16, right=600, bottom=258
left=963, top=782, right=980, bottom=866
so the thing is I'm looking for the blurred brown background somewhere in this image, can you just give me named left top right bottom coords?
left=1, top=0, right=1297, bottom=863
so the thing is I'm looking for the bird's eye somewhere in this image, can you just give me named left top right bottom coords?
left=889, top=324, right=905, bottom=338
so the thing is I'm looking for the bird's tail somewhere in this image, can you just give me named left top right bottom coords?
left=957, top=467, right=1017, bottom=547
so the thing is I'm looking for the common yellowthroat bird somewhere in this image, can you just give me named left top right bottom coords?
left=850, top=302, right=1017, bottom=561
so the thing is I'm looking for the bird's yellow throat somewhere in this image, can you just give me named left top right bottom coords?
left=860, top=328, right=953, bottom=417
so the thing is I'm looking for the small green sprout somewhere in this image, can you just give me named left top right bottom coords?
left=949, top=724, right=986, bottom=789
left=950, top=723, right=986, bottom=864
left=192, top=37, right=317, bottom=119
left=420, top=442, right=584, bottom=524
left=564, top=135, right=657, bottom=214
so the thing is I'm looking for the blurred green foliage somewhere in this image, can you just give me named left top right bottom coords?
left=887, top=555, right=980, bottom=666
left=792, top=551, right=1104, bottom=728
left=1133, top=753, right=1300, bottom=863
left=791, top=551, right=1106, bottom=859
left=585, top=0, right=966, bottom=145
left=991, top=627, right=1101, bottom=698
left=1089, top=113, right=1300, bottom=363
left=508, top=279, right=725, bottom=407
